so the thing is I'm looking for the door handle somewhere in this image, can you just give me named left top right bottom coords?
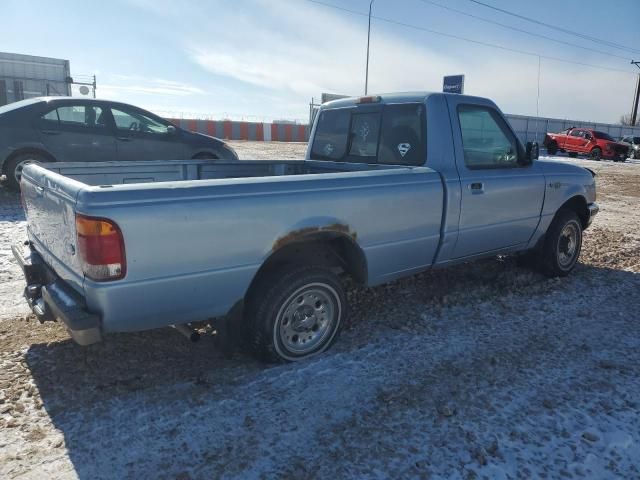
left=35, top=186, right=44, bottom=196
left=116, top=136, right=132, bottom=142
left=41, top=130, right=61, bottom=135
left=468, top=182, right=484, bottom=193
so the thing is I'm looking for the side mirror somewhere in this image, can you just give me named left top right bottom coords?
left=167, top=125, right=177, bottom=135
left=584, top=133, right=592, bottom=140
left=525, top=141, right=539, bottom=163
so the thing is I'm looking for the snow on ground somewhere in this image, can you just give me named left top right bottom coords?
left=0, top=144, right=639, bottom=479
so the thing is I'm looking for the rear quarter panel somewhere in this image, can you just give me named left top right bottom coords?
left=77, top=168, right=444, bottom=332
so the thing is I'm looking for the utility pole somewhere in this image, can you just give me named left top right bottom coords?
left=631, top=61, right=640, bottom=126
left=365, top=0, right=374, bottom=95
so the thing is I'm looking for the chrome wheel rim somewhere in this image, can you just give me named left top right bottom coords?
left=13, top=159, right=34, bottom=184
left=557, top=222, right=579, bottom=269
left=275, top=283, right=340, bottom=356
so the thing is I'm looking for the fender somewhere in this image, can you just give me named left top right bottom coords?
left=1, top=141, right=56, bottom=173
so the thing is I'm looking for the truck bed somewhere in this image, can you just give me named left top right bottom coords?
left=20, top=158, right=444, bottom=334
left=40, top=159, right=405, bottom=186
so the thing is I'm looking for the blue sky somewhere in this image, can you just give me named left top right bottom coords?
left=3, top=0, right=639, bottom=123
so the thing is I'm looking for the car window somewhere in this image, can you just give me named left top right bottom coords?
left=570, top=129, right=583, bottom=137
left=378, top=103, right=425, bottom=166
left=634, top=137, right=640, bottom=144
left=310, top=108, right=350, bottom=160
left=40, top=105, right=106, bottom=129
left=458, top=105, right=519, bottom=169
left=593, top=131, right=615, bottom=141
left=111, top=107, right=170, bottom=134
left=348, top=112, right=380, bottom=158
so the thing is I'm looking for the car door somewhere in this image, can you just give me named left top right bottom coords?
left=37, top=102, right=117, bottom=162
left=565, top=129, right=584, bottom=152
left=576, top=130, right=594, bottom=153
left=448, top=100, right=545, bottom=259
left=109, top=104, right=191, bottom=161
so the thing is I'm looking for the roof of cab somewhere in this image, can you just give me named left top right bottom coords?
left=321, top=91, right=494, bottom=109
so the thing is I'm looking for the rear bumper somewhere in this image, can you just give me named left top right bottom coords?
left=11, top=242, right=102, bottom=345
left=587, top=202, right=599, bottom=227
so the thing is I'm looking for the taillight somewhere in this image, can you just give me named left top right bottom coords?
left=75, top=214, right=126, bottom=281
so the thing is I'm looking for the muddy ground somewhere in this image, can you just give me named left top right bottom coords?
left=0, top=144, right=639, bottom=479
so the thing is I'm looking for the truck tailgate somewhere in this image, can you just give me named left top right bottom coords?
left=21, top=164, right=85, bottom=293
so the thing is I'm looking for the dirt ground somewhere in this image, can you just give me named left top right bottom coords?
left=0, top=143, right=639, bottom=479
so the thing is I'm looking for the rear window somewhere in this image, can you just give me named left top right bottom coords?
left=310, top=103, right=425, bottom=165
left=593, top=131, right=615, bottom=141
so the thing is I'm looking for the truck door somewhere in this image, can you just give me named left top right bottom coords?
left=447, top=99, right=545, bottom=259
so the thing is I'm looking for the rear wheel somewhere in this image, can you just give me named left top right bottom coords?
left=590, top=147, right=602, bottom=161
left=546, top=142, right=558, bottom=155
left=4, top=152, right=50, bottom=191
left=539, top=209, right=583, bottom=277
left=245, top=266, right=346, bottom=362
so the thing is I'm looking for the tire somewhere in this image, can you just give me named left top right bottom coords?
left=633, top=150, right=640, bottom=160
left=4, top=152, right=49, bottom=191
left=590, top=147, right=602, bottom=161
left=546, top=143, right=558, bottom=155
left=568, top=152, right=577, bottom=158
left=245, top=265, right=346, bottom=362
left=539, top=209, right=583, bottom=277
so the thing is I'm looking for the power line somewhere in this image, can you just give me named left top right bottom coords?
left=468, top=0, right=640, bottom=55
left=306, top=0, right=636, bottom=75
left=417, top=0, right=631, bottom=61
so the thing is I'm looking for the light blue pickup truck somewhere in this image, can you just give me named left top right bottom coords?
left=13, top=92, right=598, bottom=362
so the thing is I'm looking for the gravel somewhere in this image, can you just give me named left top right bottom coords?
left=0, top=143, right=639, bottom=479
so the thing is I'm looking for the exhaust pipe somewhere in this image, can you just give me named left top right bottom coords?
left=173, top=323, right=201, bottom=342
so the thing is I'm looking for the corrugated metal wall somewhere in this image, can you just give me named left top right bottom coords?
left=170, top=118, right=310, bottom=142
left=0, top=52, right=71, bottom=105
left=505, top=113, right=640, bottom=144
left=171, top=113, right=640, bottom=143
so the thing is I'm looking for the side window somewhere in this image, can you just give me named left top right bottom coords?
left=111, top=107, right=169, bottom=135
left=41, top=105, right=106, bottom=129
left=458, top=105, right=519, bottom=169
left=378, top=103, right=425, bottom=166
left=310, top=108, right=350, bottom=160
left=569, top=129, right=582, bottom=137
left=348, top=112, right=380, bottom=158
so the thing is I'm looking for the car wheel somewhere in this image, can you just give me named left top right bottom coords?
left=568, top=152, right=577, bottom=158
left=634, top=150, right=640, bottom=159
left=546, top=143, right=558, bottom=155
left=246, top=265, right=346, bottom=362
left=539, top=209, right=583, bottom=277
left=4, top=152, right=49, bottom=191
left=590, top=147, right=602, bottom=161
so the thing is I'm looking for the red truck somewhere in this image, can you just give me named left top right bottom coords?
left=544, top=127, right=628, bottom=162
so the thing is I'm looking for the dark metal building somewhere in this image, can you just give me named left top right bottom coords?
left=0, top=52, right=71, bottom=106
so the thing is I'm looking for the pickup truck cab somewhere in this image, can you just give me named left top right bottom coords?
left=13, top=92, right=598, bottom=362
left=544, top=127, right=629, bottom=161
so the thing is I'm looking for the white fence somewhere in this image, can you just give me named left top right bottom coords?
left=505, top=113, right=640, bottom=145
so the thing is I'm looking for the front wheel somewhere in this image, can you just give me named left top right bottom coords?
left=590, top=148, right=602, bottom=161
left=546, top=143, right=558, bottom=155
left=245, top=266, right=346, bottom=362
left=539, top=209, right=583, bottom=277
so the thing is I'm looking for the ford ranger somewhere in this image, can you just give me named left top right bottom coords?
left=12, top=92, right=598, bottom=362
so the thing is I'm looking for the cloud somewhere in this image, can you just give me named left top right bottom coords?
left=99, top=76, right=205, bottom=97
left=182, top=0, right=634, bottom=123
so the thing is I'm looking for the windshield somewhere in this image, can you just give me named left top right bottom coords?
left=593, top=131, right=615, bottom=141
